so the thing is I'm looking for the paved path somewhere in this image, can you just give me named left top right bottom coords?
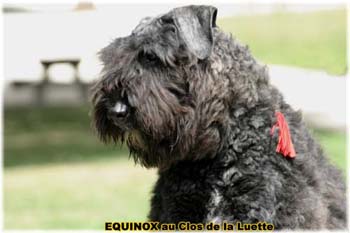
left=4, top=65, right=346, bottom=130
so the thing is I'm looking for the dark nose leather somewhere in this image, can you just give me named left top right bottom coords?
left=112, top=101, right=128, bottom=117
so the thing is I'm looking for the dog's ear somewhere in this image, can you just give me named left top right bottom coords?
left=172, top=5, right=217, bottom=60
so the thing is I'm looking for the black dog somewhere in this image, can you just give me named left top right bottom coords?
left=92, top=5, right=346, bottom=229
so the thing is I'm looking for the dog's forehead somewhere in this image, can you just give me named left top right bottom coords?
left=132, top=14, right=163, bottom=36
left=131, top=6, right=180, bottom=36
left=132, top=17, right=154, bottom=35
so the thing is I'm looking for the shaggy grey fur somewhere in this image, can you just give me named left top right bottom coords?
left=91, top=5, right=346, bottom=230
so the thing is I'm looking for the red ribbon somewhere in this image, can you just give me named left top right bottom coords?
left=270, top=112, right=296, bottom=158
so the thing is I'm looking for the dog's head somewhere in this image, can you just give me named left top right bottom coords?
left=92, top=5, right=233, bottom=169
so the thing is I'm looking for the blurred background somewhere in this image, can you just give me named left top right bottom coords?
left=3, top=3, right=347, bottom=229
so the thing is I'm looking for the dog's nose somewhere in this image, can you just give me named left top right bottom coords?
left=112, top=101, right=128, bottom=117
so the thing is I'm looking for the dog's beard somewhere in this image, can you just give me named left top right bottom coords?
left=126, top=130, right=149, bottom=161
left=126, top=128, right=182, bottom=169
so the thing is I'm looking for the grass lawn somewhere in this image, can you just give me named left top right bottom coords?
left=4, top=106, right=346, bottom=229
left=313, top=128, right=347, bottom=172
left=218, top=8, right=347, bottom=75
left=4, top=157, right=157, bottom=229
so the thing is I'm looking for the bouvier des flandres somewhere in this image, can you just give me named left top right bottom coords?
left=91, top=5, right=346, bottom=229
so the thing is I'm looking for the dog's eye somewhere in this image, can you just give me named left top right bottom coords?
left=139, top=51, right=159, bottom=64
left=144, top=52, right=158, bottom=63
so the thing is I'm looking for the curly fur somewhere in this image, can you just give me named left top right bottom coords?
left=91, top=5, right=346, bottom=229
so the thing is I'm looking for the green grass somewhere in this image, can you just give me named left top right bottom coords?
left=218, top=8, right=347, bottom=75
left=313, top=128, right=347, bottom=172
left=4, top=157, right=157, bottom=229
left=4, top=106, right=346, bottom=229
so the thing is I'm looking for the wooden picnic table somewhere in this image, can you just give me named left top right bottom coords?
left=36, top=58, right=87, bottom=105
